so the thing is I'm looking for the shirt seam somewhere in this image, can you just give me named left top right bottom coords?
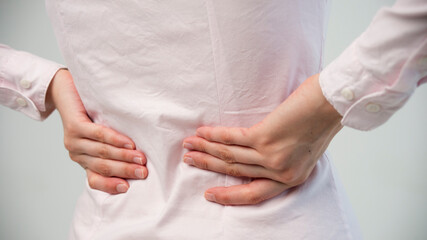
left=204, top=2, right=226, bottom=240
left=204, top=1, right=223, bottom=126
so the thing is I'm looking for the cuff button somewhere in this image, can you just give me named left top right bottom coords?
left=16, top=98, right=27, bottom=107
left=340, top=87, right=354, bottom=101
left=365, top=103, right=381, bottom=113
left=20, top=79, right=32, bottom=89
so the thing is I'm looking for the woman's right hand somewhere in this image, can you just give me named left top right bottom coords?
left=47, top=69, right=148, bottom=194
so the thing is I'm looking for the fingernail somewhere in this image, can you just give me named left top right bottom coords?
left=116, top=184, right=128, bottom=193
left=183, top=156, right=194, bottom=165
left=133, top=156, right=143, bottom=164
left=183, top=142, right=193, bottom=149
left=135, top=168, right=145, bottom=178
left=124, top=144, right=134, bottom=150
left=205, top=193, right=216, bottom=202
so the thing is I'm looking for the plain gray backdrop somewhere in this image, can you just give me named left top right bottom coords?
left=1, top=0, right=426, bottom=239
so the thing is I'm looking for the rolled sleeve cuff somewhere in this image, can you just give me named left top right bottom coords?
left=0, top=47, right=66, bottom=121
left=319, top=42, right=413, bottom=131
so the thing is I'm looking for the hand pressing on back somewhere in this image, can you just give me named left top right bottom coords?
left=183, top=74, right=343, bottom=205
left=47, top=69, right=148, bottom=194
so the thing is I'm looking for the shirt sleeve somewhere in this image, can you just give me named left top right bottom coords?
left=319, top=0, right=427, bottom=131
left=0, top=44, right=66, bottom=121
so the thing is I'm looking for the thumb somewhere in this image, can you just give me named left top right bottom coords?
left=204, top=179, right=289, bottom=206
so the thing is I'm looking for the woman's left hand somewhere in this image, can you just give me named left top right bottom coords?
left=182, top=74, right=343, bottom=205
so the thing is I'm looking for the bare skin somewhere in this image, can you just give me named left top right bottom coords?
left=47, top=69, right=148, bottom=194
left=182, top=74, right=343, bottom=205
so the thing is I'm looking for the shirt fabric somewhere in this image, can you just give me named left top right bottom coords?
left=0, top=44, right=64, bottom=120
left=319, top=0, right=427, bottom=130
left=0, top=0, right=425, bottom=239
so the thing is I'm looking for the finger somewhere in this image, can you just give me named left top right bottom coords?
left=183, top=136, right=261, bottom=165
left=75, top=154, right=148, bottom=179
left=86, top=169, right=130, bottom=194
left=73, top=138, right=146, bottom=164
left=183, top=151, right=268, bottom=178
left=196, top=126, right=253, bottom=147
left=79, top=122, right=136, bottom=150
left=204, top=179, right=289, bottom=205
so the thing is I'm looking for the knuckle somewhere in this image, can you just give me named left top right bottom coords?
left=96, top=162, right=112, bottom=177
left=246, top=189, right=263, bottom=205
left=219, top=130, right=233, bottom=144
left=255, top=136, right=268, bottom=148
left=198, top=141, right=207, bottom=152
left=292, top=174, right=309, bottom=186
left=292, top=177, right=306, bottom=186
left=279, top=170, right=304, bottom=186
left=98, top=145, right=110, bottom=159
left=63, top=138, right=73, bottom=151
left=253, top=131, right=272, bottom=147
left=267, top=156, right=286, bottom=170
left=94, top=126, right=105, bottom=142
left=198, top=159, right=209, bottom=170
left=110, top=136, right=120, bottom=146
left=87, top=176, right=97, bottom=189
left=218, top=148, right=234, bottom=163
left=68, top=152, right=78, bottom=162
left=248, top=195, right=263, bottom=205
left=225, top=166, right=241, bottom=177
left=203, top=128, right=212, bottom=139
left=279, top=171, right=294, bottom=184
left=69, top=154, right=89, bottom=169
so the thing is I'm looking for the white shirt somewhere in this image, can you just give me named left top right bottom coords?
left=0, top=0, right=425, bottom=239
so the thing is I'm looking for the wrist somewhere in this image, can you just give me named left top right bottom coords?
left=46, top=68, right=72, bottom=112
left=304, top=74, right=343, bottom=143
left=309, top=74, right=343, bottom=127
left=256, top=74, right=343, bottom=145
left=280, top=73, right=343, bottom=140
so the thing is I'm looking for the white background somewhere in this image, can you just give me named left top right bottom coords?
left=0, top=0, right=426, bottom=239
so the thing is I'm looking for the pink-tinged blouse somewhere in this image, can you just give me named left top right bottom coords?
left=1, top=0, right=425, bottom=239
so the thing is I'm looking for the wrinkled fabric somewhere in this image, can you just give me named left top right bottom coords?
left=2, top=0, right=370, bottom=239
left=319, top=0, right=427, bottom=131
left=1, top=0, right=425, bottom=239
left=45, top=1, right=361, bottom=239
left=0, top=44, right=64, bottom=120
